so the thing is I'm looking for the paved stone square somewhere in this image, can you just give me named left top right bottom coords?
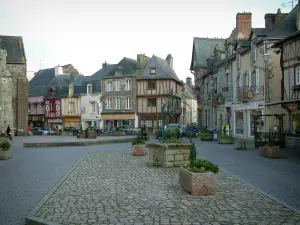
left=34, top=151, right=300, bottom=225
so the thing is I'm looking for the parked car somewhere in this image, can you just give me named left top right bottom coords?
left=31, top=127, right=49, bottom=135
left=117, top=125, right=139, bottom=134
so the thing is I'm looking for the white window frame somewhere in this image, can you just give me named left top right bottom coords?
left=125, top=97, right=131, bottom=109
left=255, top=68, right=260, bottom=94
left=107, top=81, right=112, bottom=91
left=116, top=80, right=121, bottom=91
left=296, top=66, right=300, bottom=85
left=91, top=103, right=96, bottom=113
left=87, top=84, right=92, bottom=94
left=126, top=80, right=131, bottom=90
left=106, top=98, right=111, bottom=109
left=252, top=42, right=257, bottom=62
left=116, top=97, right=121, bottom=109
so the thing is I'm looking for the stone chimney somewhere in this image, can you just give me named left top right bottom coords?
left=68, top=83, right=74, bottom=97
left=137, top=54, right=148, bottom=69
left=265, top=9, right=288, bottom=29
left=236, top=12, right=252, bottom=40
left=166, top=54, right=173, bottom=68
left=102, top=61, right=108, bottom=68
left=54, top=65, right=64, bottom=76
left=186, top=77, right=192, bottom=87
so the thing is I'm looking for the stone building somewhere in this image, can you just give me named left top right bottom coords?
left=0, top=35, right=28, bottom=135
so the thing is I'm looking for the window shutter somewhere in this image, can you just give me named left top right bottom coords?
left=255, top=68, right=260, bottom=94
left=248, top=72, right=251, bottom=89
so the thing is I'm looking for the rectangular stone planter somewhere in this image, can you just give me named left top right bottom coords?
left=86, top=131, right=97, bottom=139
left=132, top=144, right=147, bottom=156
left=259, top=146, right=281, bottom=158
left=147, top=143, right=191, bottom=167
left=179, top=167, right=216, bottom=196
left=0, top=150, right=13, bottom=160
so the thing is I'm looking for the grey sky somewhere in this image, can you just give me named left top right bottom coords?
left=0, top=0, right=293, bottom=81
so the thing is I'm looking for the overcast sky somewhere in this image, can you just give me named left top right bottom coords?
left=0, top=0, right=294, bottom=81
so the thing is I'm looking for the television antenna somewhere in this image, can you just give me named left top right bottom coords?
left=281, top=0, right=297, bottom=9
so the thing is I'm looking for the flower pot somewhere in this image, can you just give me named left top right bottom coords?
left=218, top=136, right=234, bottom=144
left=85, top=130, right=97, bottom=139
left=200, top=133, right=213, bottom=141
left=235, top=140, right=247, bottom=150
left=179, top=167, right=216, bottom=196
left=259, top=146, right=281, bottom=158
left=0, top=150, right=13, bottom=160
left=132, top=144, right=147, bottom=156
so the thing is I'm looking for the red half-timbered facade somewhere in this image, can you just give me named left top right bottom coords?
left=44, top=88, right=63, bottom=130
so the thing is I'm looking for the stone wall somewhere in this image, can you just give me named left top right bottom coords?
left=6, top=64, right=28, bottom=133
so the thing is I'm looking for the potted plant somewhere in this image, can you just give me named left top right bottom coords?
left=259, top=136, right=280, bottom=158
left=85, top=127, right=97, bottom=139
left=179, top=158, right=219, bottom=196
left=235, top=138, right=247, bottom=150
left=132, top=135, right=147, bottom=156
left=0, top=138, right=12, bottom=160
left=218, top=135, right=234, bottom=144
left=200, top=130, right=213, bottom=141
left=115, top=127, right=126, bottom=136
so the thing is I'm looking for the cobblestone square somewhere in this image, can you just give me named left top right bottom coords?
left=34, top=151, right=300, bottom=225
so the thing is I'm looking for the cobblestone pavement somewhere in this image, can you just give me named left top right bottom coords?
left=35, top=151, right=300, bottom=225
left=191, top=138, right=300, bottom=211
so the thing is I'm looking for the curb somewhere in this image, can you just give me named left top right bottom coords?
left=23, top=138, right=135, bottom=148
left=221, top=168, right=300, bottom=215
left=26, top=154, right=88, bottom=225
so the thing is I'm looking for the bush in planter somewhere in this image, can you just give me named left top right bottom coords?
left=218, top=135, right=234, bottom=144
left=0, top=141, right=10, bottom=151
left=200, top=133, right=213, bottom=141
left=180, top=158, right=219, bottom=196
left=132, top=135, right=147, bottom=156
left=235, top=139, right=247, bottom=150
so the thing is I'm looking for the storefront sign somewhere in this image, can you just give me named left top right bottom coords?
left=247, top=90, right=254, bottom=99
left=103, top=114, right=135, bottom=120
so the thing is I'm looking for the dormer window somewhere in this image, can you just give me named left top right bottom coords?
left=115, top=71, right=122, bottom=76
left=150, top=67, right=156, bottom=75
left=87, top=83, right=92, bottom=94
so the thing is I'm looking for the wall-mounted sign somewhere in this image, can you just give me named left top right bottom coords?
left=81, top=107, right=86, bottom=113
left=207, top=94, right=212, bottom=100
left=247, top=90, right=254, bottom=99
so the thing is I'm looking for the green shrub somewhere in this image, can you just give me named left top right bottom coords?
left=132, top=136, right=145, bottom=145
left=166, top=129, right=179, bottom=139
left=0, top=141, right=10, bottom=151
left=185, top=131, right=197, bottom=138
left=189, top=142, right=197, bottom=161
left=116, top=127, right=121, bottom=132
left=200, top=133, right=213, bottom=141
left=183, top=159, right=219, bottom=174
left=218, top=135, right=233, bottom=140
left=166, top=139, right=183, bottom=143
left=203, top=129, right=212, bottom=134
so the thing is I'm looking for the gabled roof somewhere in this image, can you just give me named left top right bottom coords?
left=104, top=57, right=137, bottom=78
left=90, top=64, right=117, bottom=80
left=153, top=55, right=181, bottom=83
left=184, top=83, right=196, bottom=99
left=190, top=37, right=226, bottom=70
left=0, top=35, right=26, bottom=64
left=29, top=68, right=55, bottom=97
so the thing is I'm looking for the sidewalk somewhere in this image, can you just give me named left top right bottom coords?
left=27, top=150, right=300, bottom=225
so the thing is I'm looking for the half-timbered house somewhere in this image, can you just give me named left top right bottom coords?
left=136, top=54, right=184, bottom=133
left=44, top=87, right=62, bottom=131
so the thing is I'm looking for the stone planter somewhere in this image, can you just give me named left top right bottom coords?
left=179, top=167, right=216, bottom=196
left=85, top=131, right=97, bottom=139
left=235, top=140, right=247, bottom=150
left=218, top=136, right=234, bottom=144
left=0, top=150, right=13, bottom=160
left=0, top=137, right=12, bottom=160
left=259, top=146, right=281, bottom=158
left=147, top=143, right=191, bottom=167
left=132, top=144, right=147, bottom=156
left=77, top=133, right=85, bottom=139
left=114, top=131, right=126, bottom=136
left=200, top=133, right=213, bottom=141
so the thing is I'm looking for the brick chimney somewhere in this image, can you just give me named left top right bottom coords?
left=236, top=12, right=252, bottom=40
left=265, top=9, right=288, bottom=29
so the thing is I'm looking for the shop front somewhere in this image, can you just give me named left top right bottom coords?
left=47, top=118, right=63, bottom=132
left=102, top=113, right=136, bottom=129
left=28, top=115, right=45, bottom=128
left=64, top=116, right=81, bottom=129
left=232, top=101, right=264, bottom=139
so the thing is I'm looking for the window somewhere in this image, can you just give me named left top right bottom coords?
left=91, top=103, right=96, bottom=112
left=225, top=72, right=229, bottom=87
left=148, top=98, right=156, bottom=107
left=150, top=67, right=156, bottom=75
left=125, top=97, right=131, bottom=109
left=251, top=42, right=256, bottom=62
left=213, top=77, right=217, bottom=93
left=237, top=54, right=241, bottom=69
left=255, top=68, right=260, bottom=94
left=235, top=111, right=244, bottom=135
left=296, top=66, right=300, bottom=85
left=106, top=98, right=111, bottom=109
left=87, top=84, right=92, bottom=94
left=148, top=80, right=156, bottom=89
left=115, top=71, right=122, bottom=76
left=145, top=120, right=152, bottom=127
left=107, top=81, right=112, bottom=91
left=126, top=80, right=131, bottom=90
left=68, top=102, right=75, bottom=113
left=116, top=80, right=121, bottom=91
left=116, top=97, right=121, bottom=109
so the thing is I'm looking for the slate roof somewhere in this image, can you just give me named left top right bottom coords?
left=90, top=64, right=117, bottom=80
left=29, top=68, right=55, bottom=97
left=184, top=83, right=196, bottom=99
left=104, top=57, right=137, bottom=78
left=153, top=55, right=182, bottom=83
left=190, top=38, right=226, bottom=70
left=0, top=35, right=26, bottom=64
left=252, top=28, right=273, bottom=37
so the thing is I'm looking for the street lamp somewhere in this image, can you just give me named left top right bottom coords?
left=263, top=53, right=270, bottom=131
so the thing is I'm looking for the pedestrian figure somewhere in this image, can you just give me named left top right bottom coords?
left=6, top=125, right=11, bottom=140
left=141, top=124, right=147, bottom=141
